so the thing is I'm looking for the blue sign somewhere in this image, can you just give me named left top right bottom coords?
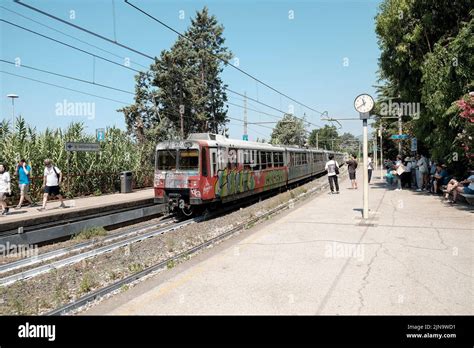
left=390, top=134, right=409, bottom=140
left=243, top=134, right=248, bottom=141
left=411, top=137, right=417, bottom=152
left=96, top=128, right=105, bottom=142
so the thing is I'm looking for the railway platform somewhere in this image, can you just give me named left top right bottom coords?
left=0, top=188, right=159, bottom=244
left=86, top=170, right=473, bottom=315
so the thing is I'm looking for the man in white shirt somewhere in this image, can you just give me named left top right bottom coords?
left=0, top=163, right=11, bottom=215
left=38, top=159, right=66, bottom=211
left=416, top=154, right=429, bottom=191
left=325, top=154, right=340, bottom=194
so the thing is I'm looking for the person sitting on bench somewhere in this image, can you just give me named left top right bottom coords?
left=444, top=170, right=474, bottom=203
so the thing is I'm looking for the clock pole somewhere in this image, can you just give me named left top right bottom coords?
left=361, top=115, right=369, bottom=219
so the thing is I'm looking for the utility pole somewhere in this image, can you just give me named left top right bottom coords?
left=316, top=132, right=319, bottom=149
left=379, top=125, right=383, bottom=179
left=7, top=94, right=19, bottom=131
left=398, top=111, right=402, bottom=155
left=243, top=92, right=248, bottom=141
left=373, top=135, right=378, bottom=175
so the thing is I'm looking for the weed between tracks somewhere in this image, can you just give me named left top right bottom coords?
left=0, top=171, right=344, bottom=315
left=73, top=227, right=107, bottom=241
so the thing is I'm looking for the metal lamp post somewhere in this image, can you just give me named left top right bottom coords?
left=7, top=94, right=19, bottom=131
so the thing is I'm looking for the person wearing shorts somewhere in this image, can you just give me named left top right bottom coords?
left=15, top=159, right=36, bottom=208
left=444, top=170, right=474, bottom=203
left=38, top=159, right=66, bottom=211
left=0, top=163, right=11, bottom=215
left=346, top=155, right=358, bottom=189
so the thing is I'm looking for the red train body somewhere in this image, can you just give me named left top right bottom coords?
left=154, top=133, right=345, bottom=215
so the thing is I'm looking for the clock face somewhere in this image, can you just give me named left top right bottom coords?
left=354, top=94, right=374, bottom=114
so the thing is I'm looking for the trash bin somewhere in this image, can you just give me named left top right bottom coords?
left=120, top=171, right=133, bottom=193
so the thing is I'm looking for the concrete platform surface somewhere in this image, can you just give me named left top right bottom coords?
left=86, top=171, right=473, bottom=315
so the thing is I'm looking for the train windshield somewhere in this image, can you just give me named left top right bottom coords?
left=178, top=149, right=199, bottom=171
left=157, top=150, right=177, bottom=170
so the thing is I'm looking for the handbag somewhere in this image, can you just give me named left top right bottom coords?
left=335, top=165, right=340, bottom=175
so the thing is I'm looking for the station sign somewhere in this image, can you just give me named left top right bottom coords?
left=96, top=128, right=105, bottom=142
left=65, top=142, right=101, bottom=152
left=411, top=137, right=417, bottom=152
left=390, top=134, right=409, bottom=140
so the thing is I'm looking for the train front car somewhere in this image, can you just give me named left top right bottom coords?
left=154, top=139, right=202, bottom=216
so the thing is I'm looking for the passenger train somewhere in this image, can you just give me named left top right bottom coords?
left=154, top=133, right=346, bottom=216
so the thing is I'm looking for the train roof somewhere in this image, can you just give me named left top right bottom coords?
left=156, top=133, right=344, bottom=154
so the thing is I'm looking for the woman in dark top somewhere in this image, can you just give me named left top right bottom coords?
left=346, top=155, right=358, bottom=189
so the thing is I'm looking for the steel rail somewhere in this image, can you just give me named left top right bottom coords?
left=0, top=218, right=198, bottom=287
left=0, top=217, right=174, bottom=275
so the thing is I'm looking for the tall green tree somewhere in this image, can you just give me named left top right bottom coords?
left=375, top=1, right=473, bottom=168
left=308, top=125, right=338, bottom=150
left=120, top=7, right=232, bottom=142
left=270, top=114, right=306, bottom=146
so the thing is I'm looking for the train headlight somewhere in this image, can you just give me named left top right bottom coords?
left=188, top=180, right=199, bottom=188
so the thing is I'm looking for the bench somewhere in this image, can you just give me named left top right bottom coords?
left=442, top=186, right=474, bottom=205
left=459, top=193, right=474, bottom=205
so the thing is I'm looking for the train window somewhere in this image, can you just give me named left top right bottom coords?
left=228, top=148, right=238, bottom=170
left=157, top=150, right=177, bottom=170
left=252, top=150, right=259, bottom=169
left=243, top=149, right=251, bottom=170
left=201, top=148, right=208, bottom=176
left=212, top=152, right=217, bottom=175
left=178, top=149, right=199, bottom=171
left=261, top=151, right=267, bottom=170
left=272, top=152, right=279, bottom=167
left=273, top=152, right=283, bottom=167
left=302, top=153, right=307, bottom=165
left=267, top=152, right=273, bottom=168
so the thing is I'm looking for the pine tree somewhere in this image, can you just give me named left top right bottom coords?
left=119, top=7, right=232, bottom=142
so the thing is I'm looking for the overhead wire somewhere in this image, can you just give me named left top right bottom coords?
left=0, top=5, right=149, bottom=69
left=0, top=19, right=141, bottom=73
left=0, top=59, right=134, bottom=95
left=1, top=70, right=130, bottom=104
left=13, top=0, right=324, bottom=128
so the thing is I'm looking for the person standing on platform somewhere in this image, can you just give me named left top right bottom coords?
left=325, top=154, right=340, bottom=194
left=15, top=159, right=36, bottom=208
left=346, top=155, right=358, bottom=189
left=417, top=154, right=429, bottom=190
left=38, top=159, right=66, bottom=211
left=0, top=164, right=11, bottom=216
left=368, top=155, right=374, bottom=184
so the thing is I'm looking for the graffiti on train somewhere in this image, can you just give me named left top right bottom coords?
left=264, top=169, right=286, bottom=187
left=214, top=168, right=256, bottom=197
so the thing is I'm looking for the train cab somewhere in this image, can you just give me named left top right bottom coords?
left=154, top=139, right=202, bottom=216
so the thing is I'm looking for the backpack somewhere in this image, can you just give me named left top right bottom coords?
left=52, top=166, right=61, bottom=183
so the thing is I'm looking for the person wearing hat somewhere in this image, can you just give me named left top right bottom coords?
left=432, top=163, right=449, bottom=194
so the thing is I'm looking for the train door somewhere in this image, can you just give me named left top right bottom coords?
left=210, top=148, right=218, bottom=177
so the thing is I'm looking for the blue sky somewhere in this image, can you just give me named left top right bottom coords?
left=1, top=0, right=382, bottom=141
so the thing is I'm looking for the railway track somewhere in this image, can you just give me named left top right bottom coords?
left=0, top=216, right=195, bottom=286
left=0, top=216, right=175, bottom=276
